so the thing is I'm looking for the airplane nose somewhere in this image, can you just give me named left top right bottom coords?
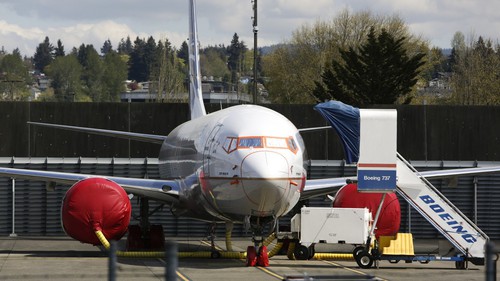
left=240, top=151, right=290, bottom=215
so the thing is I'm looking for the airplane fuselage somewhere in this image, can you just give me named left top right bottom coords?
left=159, top=105, right=307, bottom=224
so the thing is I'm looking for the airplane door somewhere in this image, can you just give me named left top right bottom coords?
left=202, top=124, right=223, bottom=177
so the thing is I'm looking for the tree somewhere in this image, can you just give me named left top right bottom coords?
left=177, top=41, right=189, bottom=64
left=118, top=36, right=133, bottom=55
left=0, top=49, right=31, bottom=100
left=128, top=37, right=147, bottom=81
left=101, top=51, right=128, bottom=101
left=54, top=39, right=65, bottom=57
left=46, top=55, right=85, bottom=102
left=149, top=39, right=185, bottom=102
left=33, top=36, right=54, bottom=72
left=313, top=27, right=425, bottom=106
left=200, top=47, right=229, bottom=78
left=101, top=39, right=113, bottom=55
left=227, top=33, right=242, bottom=89
left=77, top=44, right=105, bottom=101
left=263, top=9, right=427, bottom=103
left=450, top=33, right=500, bottom=105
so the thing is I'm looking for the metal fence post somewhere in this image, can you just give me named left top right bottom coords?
left=10, top=178, right=17, bottom=237
left=109, top=240, right=117, bottom=281
left=485, top=241, right=497, bottom=281
left=165, top=240, right=178, bottom=281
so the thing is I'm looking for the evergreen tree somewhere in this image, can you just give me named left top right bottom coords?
left=313, top=27, right=425, bottom=105
left=177, top=41, right=189, bottom=64
left=101, top=39, right=113, bottom=55
left=118, top=36, right=133, bottom=55
left=228, top=33, right=242, bottom=90
left=77, top=44, right=104, bottom=101
left=33, top=36, right=54, bottom=72
left=54, top=39, right=65, bottom=57
left=128, top=37, right=147, bottom=81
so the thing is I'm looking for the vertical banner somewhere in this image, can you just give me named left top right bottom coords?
left=357, top=109, right=397, bottom=192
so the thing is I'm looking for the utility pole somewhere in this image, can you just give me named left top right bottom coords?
left=252, top=0, right=258, bottom=104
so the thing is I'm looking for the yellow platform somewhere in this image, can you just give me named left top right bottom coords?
left=379, top=233, right=415, bottom=256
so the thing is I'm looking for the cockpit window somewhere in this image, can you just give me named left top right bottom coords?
left=238, top=137, right=263, bottom=148
left=266, top=137, right=288, bottom=148
left=222, top=137, right=238, bottom=153
left=223, top=136, right=298, bottom=154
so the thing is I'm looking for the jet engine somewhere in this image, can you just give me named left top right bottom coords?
left=61, top=178, right=131, bottom=245
left=332, top=183, right=400, bottom=237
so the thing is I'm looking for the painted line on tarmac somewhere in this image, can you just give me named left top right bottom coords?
left=199, top=240, right=284, bottom=279
left=256, top=266, right=283, bottom=280
left=320, top=259, right=387, bottom=281
left=157, top=258, right=193, bottom=281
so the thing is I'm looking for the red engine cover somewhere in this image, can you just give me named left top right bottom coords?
left=332, top=183, right=400, bottom=237
left=61, top=178, right=131, bottom=245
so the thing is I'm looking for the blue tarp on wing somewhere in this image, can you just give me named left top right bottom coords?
left=314, top=101, right=360, bottom=164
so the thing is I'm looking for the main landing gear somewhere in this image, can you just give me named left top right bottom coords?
left=127, top=197, right=166, bottom=250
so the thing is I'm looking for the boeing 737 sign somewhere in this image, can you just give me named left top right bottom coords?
left=357, top=109, right=397, bottom=192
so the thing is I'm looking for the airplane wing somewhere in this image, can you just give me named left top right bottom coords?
left=301, top=165, right=500, bottom=200
left=301, top=177, right=354, bottom=200
left=0, top=167, right=180, bottom=204
left=29, top=122, right=167, bottom=144
left=418, top=166, right=500, bottom=179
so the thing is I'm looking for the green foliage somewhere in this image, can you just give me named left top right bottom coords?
left=313, top=27, right=425, bottom=105
left=449, top=34, right=500, bottom=105
left=0, top=50, right=31, bottom=100
left=101, top=39, right=113, bottom=55
left=33, top=36, right=54, bottom=72
left=264, top=10, right=428, bottom=104
left=54, top=39, right=65, bottom=57
left=149, top=38, right=186, bottom=102
left=77, top=44, right=105, bottom=101
left=200, top=47, right=230, bottom=78
left=46, top=55, right=84, bottom=102
left=101, top=51, right=128, bottom=102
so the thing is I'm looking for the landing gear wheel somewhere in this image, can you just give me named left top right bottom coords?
left=308, top=245, right=316, bottom=260
left=257, top=245, right=269, bottom=267
left=246, top=246, right=257, bottom=267
left=355, top=250, right=374, bottom=269
left=353, top=246, right=365, bottom=259
left=294, top=245, right=310, bottom=260
left=455, top=260, right=467, bottom=270
left=211, top=251, right=221, bottom=259
left=126, top=225, right=144, bottom=250
left=149, top=224, right=165, bottom=250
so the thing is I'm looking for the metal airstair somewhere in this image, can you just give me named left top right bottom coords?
left=396, top=153, right=488, bottom=264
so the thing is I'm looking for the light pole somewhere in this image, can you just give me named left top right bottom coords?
left=252, top=0, right=258, bottom=104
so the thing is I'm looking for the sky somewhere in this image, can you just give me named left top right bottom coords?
left=0, top=0, right=499, bottom=57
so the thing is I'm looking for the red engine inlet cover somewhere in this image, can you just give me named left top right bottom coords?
left=332, top=183, right=400, bottom=237
left=61, top=178, right=131, bottom=245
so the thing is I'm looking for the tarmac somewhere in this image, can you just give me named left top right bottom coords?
left=0, top=236, right=497, bottom=281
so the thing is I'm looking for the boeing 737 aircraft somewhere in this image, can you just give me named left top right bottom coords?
left=1, top=0, right=500, bottom=267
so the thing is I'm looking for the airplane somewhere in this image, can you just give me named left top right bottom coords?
left=1, top=0, right=500, bottom=268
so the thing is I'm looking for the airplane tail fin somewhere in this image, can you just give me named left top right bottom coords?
left=188, top=0, right=206, bottom=120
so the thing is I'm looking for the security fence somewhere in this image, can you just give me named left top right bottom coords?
left=1, top=157, right=499, bottom=240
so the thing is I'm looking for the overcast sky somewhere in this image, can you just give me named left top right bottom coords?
left=1, top=0, right=499, bottom=56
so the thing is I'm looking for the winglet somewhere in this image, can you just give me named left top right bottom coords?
left=188, top=0, right=206, bottom=120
